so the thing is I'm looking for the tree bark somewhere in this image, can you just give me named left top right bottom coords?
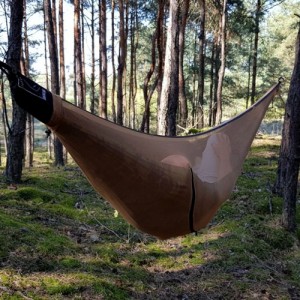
left=276, top=25, right=300, bottom=231
left=23, top=1, right=34, bottom=168
left=81, top=1, right=87, bottom=109
left=178, top=0, right=189, bottom=128
left=74, top=0, right=85, bottom=109
left=59, top=0, right=66, bottom=100
left=99, top=0, right=108, bottom=118
left=111, top=0, right=117, bottom=122
left=89, top=0, right=96, bottom=114
left=198, top=0, right=205, bottom=128
left=43, top=1, right=52, bottom=159
left=129, top=2, right=138, bottom=129
left=117, top=0, right=126, bottom=125
left=44, top=0, right=64, bottom=167
left=157, top=0, right=180, bottom=136
left=156, top=0, right=165, bottom=120
left=141, top=31, right=156, bottom=133
left=250, top=0, right=261, bottom=105
left=209, top=40, right=217, bottom=126
left=5, top=0, right=26, bottom=183
left=215, top=0, right=227, bottom=125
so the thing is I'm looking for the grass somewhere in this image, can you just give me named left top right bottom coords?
left=0, top=135, right=299, bottom=299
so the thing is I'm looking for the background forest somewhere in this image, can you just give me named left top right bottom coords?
left=1, top=0, right=299, bottom=141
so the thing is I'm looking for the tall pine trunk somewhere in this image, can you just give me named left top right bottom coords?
left=250, top=0, right=261, bottom=105
left=44, top=0, right=64, bottom=166
left=74, top=0, right=85, bottom=109
left=111, top=0, right=117, bottom=122
left=117, top=0, right=126, bottom=125
left=89, top=1, right=96, bottom=114
left=178, top=0, right=189, bottom=128
left=157, top=0, right=180, bottom=136
left=23, top=0, right=34, bottom=168
left=198, top=0, right=205, bottom=128
left=275, top=25, right=300, bottom=231
left=215, top=0, right=227, bottom=125
left=6, top=0, right=26, bottom=183
left=100, top=0, right=108, bottom=118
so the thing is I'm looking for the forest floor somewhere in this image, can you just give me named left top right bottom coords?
left=0, top=135, right=299, bottom=300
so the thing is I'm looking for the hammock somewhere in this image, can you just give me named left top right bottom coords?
left=0, top=61, right=281, bottom=239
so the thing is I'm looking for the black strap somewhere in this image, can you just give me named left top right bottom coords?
left=189, top=168, right=196, bottom=233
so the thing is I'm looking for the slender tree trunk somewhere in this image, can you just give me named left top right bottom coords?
left=44, top=0, right=64, bottom=167
left=111, top=0, right=117, bottom=122
left=250, top=0, right=261, bottom=105
left=43, top=4, right=49, bottom=90
left=132, top=1, right=138, bottom=129
left=156, top=0, right=165, bottom=118
left=129, top=5, right=136, bottom=129
left=178, top=0, right=189, bottom=128
left=157, top=0, right=180, bottom=136
left=275, top=25, right=300, bottom=231
left=0, top=82, right=8, bottom=157
left=141, top=33, right=156, bottom=133
left=5, top=0, right=26, bottom=183
left=22, top=1, right=34, bottom=168
left=210, top=39, right=218, bottom=126
left=117, top=0, right=126, bottom=125
left=59, top=0, right=67, bottom=163
left=100, top=0, right=108, bottom=118
left=59, top=0, right=66, bottom=100
left=43, top=1, right=52, bottom=158
left=89, top=1, right=96, bottom=114
left=198, top=0, right=205, bottom=128
left=81, top=1, right=87, bottom=109
left=191, top=30, right=197, bottom=127
left=140, top=1, right=163, bottom=133
left=74, top=0, right=85, bottom=109
left=215, top=0, right=227, bottom=125
left=124, top=0, right=129, bottom=126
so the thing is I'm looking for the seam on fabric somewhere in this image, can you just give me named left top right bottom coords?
left=189, top=168, right=196, bottom=233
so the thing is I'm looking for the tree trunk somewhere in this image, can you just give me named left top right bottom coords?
left=209, top=40, right=217, bottom=126
left=111, top=0, right=117, bottom=122
left=117, top=0, right=126, bottom=125
left=44, top=0, right=64, bottom=167
left=157, top=0, right=180, bottom=136
left=246, top=37, right=253, bottom=108
left=178, top=0, right=189, bottom=128
left=0, top=82, right=8, bottom=157
left=215, top=0, right=227, bottom=125
left=89, top=1, right=96, bottom=114
left=198, top=0, right=205, bottom=128
left=74, top=0, right=85, bottom=109
left=191, top=30, right=197, bottom=127
left=276, top=25, right=300, bottom=231
left=128, top=1, right=138, bottom=130
left=5, top=0, right=26, bottom=183
left=23, top=1, right=34, bottom=168
left=59, top=0, right=67, bottom=163
left=81, top=1, right=87, bottom=110
left=250, top=0, right=261, bottom=105
left=141, top=32, right=156, bottom=133
left=156, top=0, right=165, bottom=122
left=99, top=0, right=108, bottom=118
left=59, top=0, right=66, bottom=100
left=43, top=2, right=52, bottom=158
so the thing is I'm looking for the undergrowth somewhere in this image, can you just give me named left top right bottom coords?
left=0, top=136, right=299, bottom=299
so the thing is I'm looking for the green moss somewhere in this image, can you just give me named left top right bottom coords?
left=60, top=257, right=82, bottom=269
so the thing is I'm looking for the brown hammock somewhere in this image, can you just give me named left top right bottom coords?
left=0, top=61, right=281, bottom=239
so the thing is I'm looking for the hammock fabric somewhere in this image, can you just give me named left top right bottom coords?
left=0, top=61, right=281, bottom=239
